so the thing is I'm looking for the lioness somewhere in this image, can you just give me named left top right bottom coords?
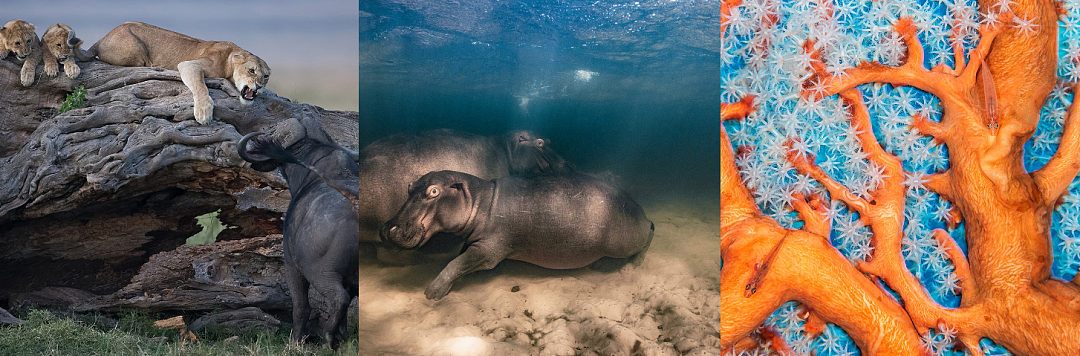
left=0, top=19, right=43, bottom=87
left=88, top=22, right=270, bottom=124
left=41, top=23, right=89, bottom=79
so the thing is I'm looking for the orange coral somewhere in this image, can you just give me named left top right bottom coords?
left=721, top=0, right=1080, bottom=355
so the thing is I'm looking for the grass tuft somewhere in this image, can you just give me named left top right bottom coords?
left=58, top=86, right=88, bottom=114
left=0, top=308, right=358, bottom=356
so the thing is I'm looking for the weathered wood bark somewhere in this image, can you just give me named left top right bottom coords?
left=0, top=59, right=359, bottom=305
left=189, top=307, right=282, bottom=334
left=72, top=235, right=288, bottom=312
left=0, top=305, right=20, bottom=326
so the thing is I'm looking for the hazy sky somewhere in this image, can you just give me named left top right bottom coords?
left=4, top=0, right=359, bottom=110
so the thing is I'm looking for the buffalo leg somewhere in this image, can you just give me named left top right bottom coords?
left=285, top=264, right=311, bottom=344
left=311, top=272, right=351, bottom=350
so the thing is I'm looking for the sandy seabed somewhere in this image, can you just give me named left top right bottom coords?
left=352, top=195, right=720, bottom=356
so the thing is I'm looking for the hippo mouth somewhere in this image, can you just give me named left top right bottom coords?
left=241, top=86, right=258, bottom=101
left=381, top=223, right=427, bottom=249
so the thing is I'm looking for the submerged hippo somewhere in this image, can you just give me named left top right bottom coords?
left=381, top=170, right=653, bottom=300
left=358, top=129, right=571, bottom=262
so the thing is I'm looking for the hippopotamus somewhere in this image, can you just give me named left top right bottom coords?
left=380, top=170, right=653, bottom=300
left=238, top=132, right=358, bottom=349
left=357, top=129, right=571, bottom=263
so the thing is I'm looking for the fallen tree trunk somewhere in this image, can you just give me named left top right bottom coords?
left=0, top=59, right=359, bottom=306
left=72, top=235, right=289, bottom=312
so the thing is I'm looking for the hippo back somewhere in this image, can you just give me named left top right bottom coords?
left=492, top=172, right=653, bottom=269
left=357, top=129, right=510, bottom=242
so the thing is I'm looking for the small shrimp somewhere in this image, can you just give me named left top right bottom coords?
left=745, top=232, right=789, bottom=297
left=979, top=62, right=1000, bottom=135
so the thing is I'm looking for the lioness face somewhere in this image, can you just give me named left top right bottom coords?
left=42, top=24, right=81, bottom=62
left=230, top=52, right=271, bottom=105
left=0, top=20, right=38, bottom=60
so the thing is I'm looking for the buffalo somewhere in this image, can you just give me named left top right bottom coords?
left=238, top=131, right=358, bottom=349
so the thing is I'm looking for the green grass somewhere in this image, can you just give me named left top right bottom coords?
left=58, top=86, right=88, bottom=114
left=0, top=309, right=358, bottom=356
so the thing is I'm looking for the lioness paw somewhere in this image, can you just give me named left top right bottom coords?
left=193, top=98, right=214, bottom=125
left=64, top=61, right=80, bottom=79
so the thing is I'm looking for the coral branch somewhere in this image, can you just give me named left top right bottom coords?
left=791, top=192, right=832, bottom=237
left=957, top=13, right=1010, bottom=88
left=722, top=94, right=925, bottom=354
left=1033, top=83, right=1080, bottom=205
left=895, top=17, right=925, bottom=71
left=923, top=172, right=954, bottom=201
left=930, top=229, right=974, bottom=295
left=787, top=85, right=963, bottom=334
left=721, top=95, right=756, bottom=121
left=837, top=90, right=905, bottom=196
left=786, top=142, right=872, bottom=217
left=721, top=100, right=762, bottom=233
left=806, top=17, right=958, bottom=100
left=911, top=114, right=948, bottom=143
left=720, top=226, right=927, bottom=354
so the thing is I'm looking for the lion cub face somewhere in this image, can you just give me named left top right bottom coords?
left=42, top=24, right=81, bottom=63
left=0, top=19, right=39, bottom=60
left=230, top=51, right=271, bottom=105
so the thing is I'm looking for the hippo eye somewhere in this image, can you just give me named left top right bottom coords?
left=518, top=135, right=528, bottom=143
left=426, top=186, right=440, bottom=198
left=534, top=139, right=544, bottom=148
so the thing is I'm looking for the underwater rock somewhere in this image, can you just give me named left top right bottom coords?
left=0, top=59, right=358, bottom=300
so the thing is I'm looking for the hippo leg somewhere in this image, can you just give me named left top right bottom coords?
left=590, top=226, right=654, bottom=271
left=285, top=264, right=311, bottom=344
left=426, top=244, right=505, bottom=300
left=588, top=257, right=630, bottom=272
left=628, top=230, right=653, bottom=266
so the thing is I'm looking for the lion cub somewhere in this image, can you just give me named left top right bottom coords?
left=41, top=24, right=89, bottom=79
left=88, top=22, right=271, bottom=125
left=0, top=19, right=43, bottom=86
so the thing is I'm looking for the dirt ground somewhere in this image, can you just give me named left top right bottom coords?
left=353, top=195, right=720, bottom=356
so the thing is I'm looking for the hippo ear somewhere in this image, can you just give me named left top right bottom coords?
left=448, top=180, right=471, bottom=206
